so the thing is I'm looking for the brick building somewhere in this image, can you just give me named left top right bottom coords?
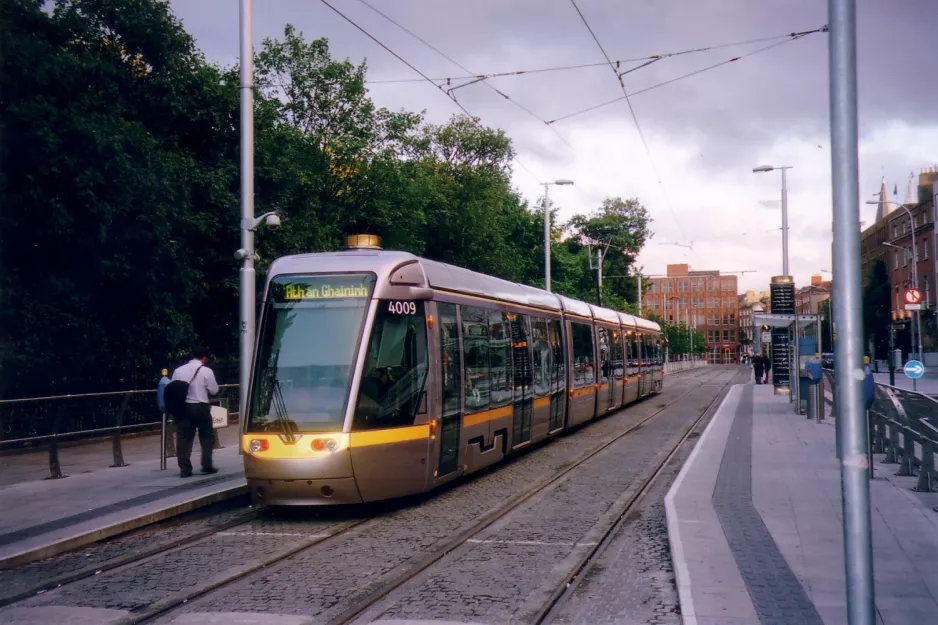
left=643, top=264, right=739, bottom=364
left=738, top=290, right=770, bottom=359
left=795, top=275, right=831, bottom=314
left=859, top=168, right=938, bottom=352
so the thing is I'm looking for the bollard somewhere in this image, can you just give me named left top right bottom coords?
left=914, top=433, right=935, bottom=492
left=46, top=403, right=67, bottom=479
left=160, top=413, right=167, bottom=470
left=110, top=394, right=130, bottom=468
left=807, top=384, right=819, bottom=421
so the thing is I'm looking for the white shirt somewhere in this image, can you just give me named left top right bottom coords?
left=171, top=359, right=219, bottom=404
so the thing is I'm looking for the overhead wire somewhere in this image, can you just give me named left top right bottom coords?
left=567, top=0, right=686, bottom=242
left=317, top=0, right=544, bottom=183
left=547, top=26, right=827, bottom=125
left=364, top=27, right=827, bottom=85
left=354, top=0, right=577, bottom=154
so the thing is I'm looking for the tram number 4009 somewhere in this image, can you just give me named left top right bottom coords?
left=387, top=301, right=418, bottom=315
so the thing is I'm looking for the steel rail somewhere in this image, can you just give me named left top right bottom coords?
left=39, top=366, right=712, bottom=625
left=534, top=370, right=737, bottom=624
left=324, top=367, right=726, bottom=625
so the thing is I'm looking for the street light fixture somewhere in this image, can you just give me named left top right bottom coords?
left=542, top=179, right=574, bottom=291
left=753, top=165, right=793, bottom=277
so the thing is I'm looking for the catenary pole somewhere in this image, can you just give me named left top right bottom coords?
left=828, top=1, right=875, bottom=623
left=239, top=0, right=255, bottom=420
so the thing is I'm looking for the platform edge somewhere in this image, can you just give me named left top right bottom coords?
left=664, top=383, right=743, bottom=625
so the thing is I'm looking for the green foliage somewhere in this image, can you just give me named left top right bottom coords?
left=550, top=197, right=652, bottom=307
left=645, top=313, right=706, bottom=357
left=862, top=259, right=891, bottom=357
left=1, top=2, right=653, bottom=398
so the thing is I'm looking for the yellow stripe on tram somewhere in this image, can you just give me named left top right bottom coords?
left=349, top=424, right=430, bottom=447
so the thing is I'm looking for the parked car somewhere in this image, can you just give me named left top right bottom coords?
left=821, top=353, right=834, bottom=369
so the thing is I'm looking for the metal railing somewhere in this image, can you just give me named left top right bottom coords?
left=664, top=357, right=708, bottom=374
left=826, top=371, right=938, bottom=511
left=0, top=384, right=239, bottom=479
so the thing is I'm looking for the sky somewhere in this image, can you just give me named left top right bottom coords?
left=168, top=0, right=938, bottom=293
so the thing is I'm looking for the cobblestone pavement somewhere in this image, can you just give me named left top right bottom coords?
left=545, top=439, right=694, bottom=624
left=0, top=496, right=254, bottom=605
left=152, top=368, right=726, bottom=623
left=0, top=367, right=729, bottom=624
left=357, top=368, right=746, bottom=624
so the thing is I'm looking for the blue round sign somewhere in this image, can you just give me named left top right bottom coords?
left=904, top=360, right=925, bottom=379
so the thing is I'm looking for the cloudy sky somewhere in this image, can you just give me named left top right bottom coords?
left=169, top=0, right=937, bottom=292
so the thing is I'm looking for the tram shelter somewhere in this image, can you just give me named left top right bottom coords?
left=752, top=312, right=821, bottom=410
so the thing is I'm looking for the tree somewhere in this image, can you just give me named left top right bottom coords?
left=552, top=197, right=653, bottom=308
left=862, top=259, right=891, bottom=358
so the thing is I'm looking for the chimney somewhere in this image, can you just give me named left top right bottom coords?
left=919, top=166, right=938, bottom=204
left=811, top=274, right=822, bottom=286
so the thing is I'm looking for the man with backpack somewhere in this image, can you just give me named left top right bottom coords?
left=164, top=348, right=219, bottom=477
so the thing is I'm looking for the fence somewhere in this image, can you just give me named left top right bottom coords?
left=664, top=357, right=708, bottom=374
left=0, top=384, right=239, bottom=479
left=826, top=372, right=938, bottom=512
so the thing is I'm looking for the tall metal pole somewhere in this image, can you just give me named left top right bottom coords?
left=595, top=247, right=604, bottom=306
left=828, top=1, right=875, bottom=622
left=637, top=274, right=642, bottom=315
left=544, top=184, right=551, bottom=292
left=782, top=167, right=790, bottom=277
left=239, top=0, right=255, bottom=420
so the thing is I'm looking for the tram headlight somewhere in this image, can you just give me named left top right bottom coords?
left=311, top=437, right=340, bottom=453
left=249, top=439, right=269, bottom=453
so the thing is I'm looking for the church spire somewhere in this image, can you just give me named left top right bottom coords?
left=874, top=176, right=890, bottom=222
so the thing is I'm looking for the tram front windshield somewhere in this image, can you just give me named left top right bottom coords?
left=246, top=273, right=375, bottom=434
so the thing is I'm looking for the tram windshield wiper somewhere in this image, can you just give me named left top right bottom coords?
left=270, top=375, right=296, bottom=443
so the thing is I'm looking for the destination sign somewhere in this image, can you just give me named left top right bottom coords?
left=271, top=274, right=374, bottom=302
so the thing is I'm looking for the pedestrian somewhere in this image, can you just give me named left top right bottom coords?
left=863, top=356, right=875, bottom=469
left=763, top=353, right=771, bottom=385
left=169, top=348, right=219, bottom=477
left=753, top=354, right=764, bottom=385
left=157, top=368, right=171, bottom=415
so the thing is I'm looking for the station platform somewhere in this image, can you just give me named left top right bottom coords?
left=666, top=383, right=938, bottom=625
left=0, top=426, right=245, bottom=569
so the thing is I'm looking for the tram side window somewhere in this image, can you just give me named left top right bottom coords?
left=438, top=303, right=461, bottom=417
left=633, top=334, right=643, bottom=368
left=549, top=319, right=566, bottom=393
left=571, top=322, right=595, bottom=389
left=612, top=330, right=623, bottom=379
left=352, top=300, right=428, bottom=430
left=597, top=327, right=610, bottom=385
left=489, top=309, right=512, bottom=407
left=462, top=306, right=490, bottom=413
left=531, top=317, right=550, bottom=398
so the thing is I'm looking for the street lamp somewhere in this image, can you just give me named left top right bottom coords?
left=868, top=199, right=923, bottom=371
left=542, top=179, right=574, bottom=291
left=753, top=165, right=793, bottom=277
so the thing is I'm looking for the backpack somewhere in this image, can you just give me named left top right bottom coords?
left=163, top=365, right=203, bottom=418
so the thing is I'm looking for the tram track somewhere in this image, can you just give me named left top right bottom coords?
left=325, top=368, right=734, bottom=625
left=0, top=367, right=723, bottom=625
left=133, top=367, right=723, bottom=625
left=531, top=369, right=737, bottom=625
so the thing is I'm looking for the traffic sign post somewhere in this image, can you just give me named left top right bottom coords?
left=904, top=288, right=924, bottom=386
left=904, top=359, right=925, bottom=380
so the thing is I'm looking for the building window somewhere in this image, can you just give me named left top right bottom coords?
left=893, top=224, right=898, bottom=238
left=926, top=238, right=930, bottom=261
left=894, top=251, right=899, bottom=269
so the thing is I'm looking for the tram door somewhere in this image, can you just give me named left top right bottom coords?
left=510, top=313, right=533, bottom=447
left=437, top=304, right=461, bottom=477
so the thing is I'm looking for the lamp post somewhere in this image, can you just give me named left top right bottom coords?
left=542, top=179, right=574, bottom=292
left=869, top=200, right=922, bottom=368
left=753, top=165, right=794, bottom=277
left=236, top=0, right=282, bottom=419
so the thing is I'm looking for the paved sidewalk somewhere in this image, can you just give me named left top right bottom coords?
left=666, top=383, right=938, bottom=625
left=0, top=426, right=245, bottom=568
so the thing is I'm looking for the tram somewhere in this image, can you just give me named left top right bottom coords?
left=241, top=235, right=664, bottom=505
